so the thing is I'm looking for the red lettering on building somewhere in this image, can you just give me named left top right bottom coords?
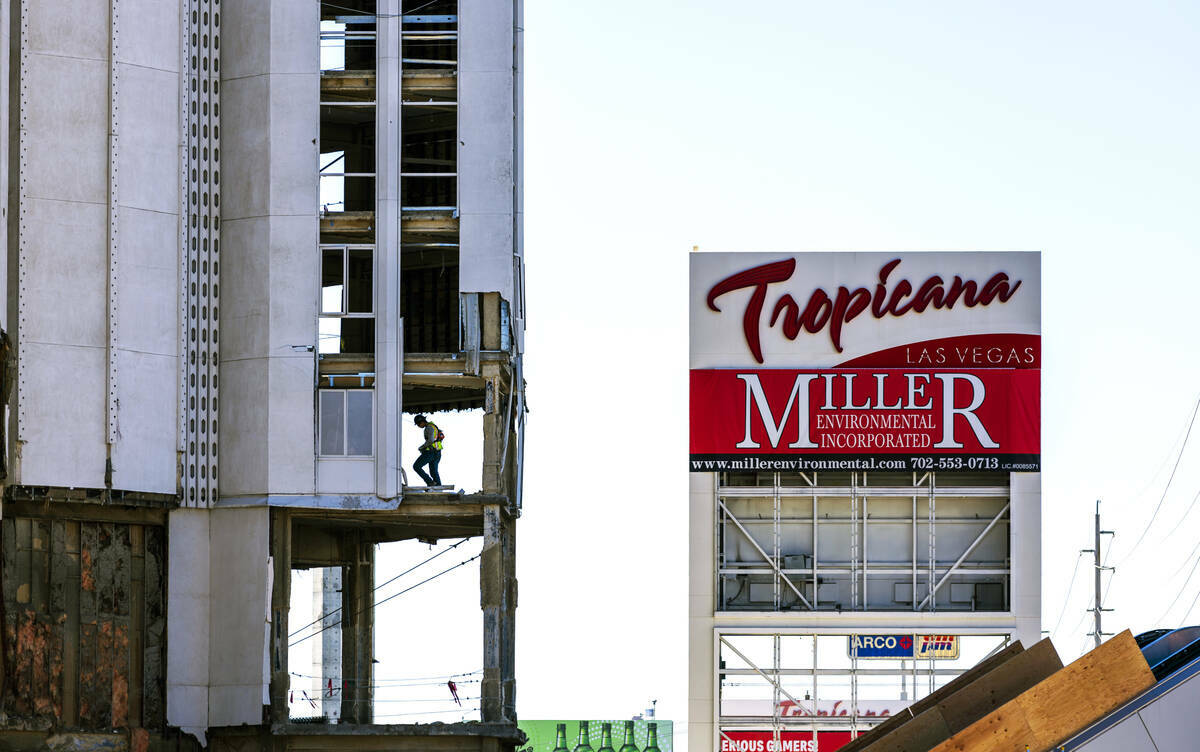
left=706, top=258, right=1022, bottom=364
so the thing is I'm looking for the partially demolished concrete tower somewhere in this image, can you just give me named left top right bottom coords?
left=0, top=1, right=525, bottom=749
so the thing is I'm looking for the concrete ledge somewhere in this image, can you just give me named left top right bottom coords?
left=213, top=492, right=508, bottom=509
left=270, top=721, right=524, bottom=741
left=205, top=722, right=526, bottom=751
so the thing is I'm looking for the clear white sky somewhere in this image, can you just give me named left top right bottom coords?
left=358, top=0, right=1200, bottom=739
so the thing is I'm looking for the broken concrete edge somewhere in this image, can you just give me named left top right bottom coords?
left=209, top=492, right=510, bottom=509
left=0, top=728, right=187, bottom=752
left=179, top=728, right=206, bottom=749
left=265, top=721, right=526, bottom=743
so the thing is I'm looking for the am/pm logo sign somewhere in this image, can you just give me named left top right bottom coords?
left=916, top=634, right=959, bottom=659
left=849, top=634, right=959, bottom=660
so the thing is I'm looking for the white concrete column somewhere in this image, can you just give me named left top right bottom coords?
left=218, top=0, right=320, bottom=497
left=375, top=0, right=402, bottom=497
left=208, top=506, right=272, bottom=725
left=1010, top=471, right=1043, bottom=648
left=320, top=566, right=343, bottom=721
left=689, top=472, right=717, bottom=752
left=166, top=508, right=211, bottom=737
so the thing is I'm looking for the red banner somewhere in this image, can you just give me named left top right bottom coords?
left=690, top=368, right=1039, bottom=472
left=720, top=731, right=855, bottom=752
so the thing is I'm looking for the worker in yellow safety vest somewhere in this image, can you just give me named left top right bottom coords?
left=412, top=414, right=443, bottom=486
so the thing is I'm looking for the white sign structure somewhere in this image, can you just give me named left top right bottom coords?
left=691, top=252, right=1041, bottom=369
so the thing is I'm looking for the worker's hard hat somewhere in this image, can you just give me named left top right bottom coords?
left=414, top=414, right=426, bottom=424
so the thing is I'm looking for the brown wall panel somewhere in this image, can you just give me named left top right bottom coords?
left=1, top=516, right=166, bottom=731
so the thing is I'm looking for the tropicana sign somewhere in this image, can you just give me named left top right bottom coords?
left=705, top=257, right=1023, bottom=363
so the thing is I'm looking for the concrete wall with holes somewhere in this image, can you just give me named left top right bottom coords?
left=9, top=0, right=178, bottom=493
left=218, top=0, right=319, bottom=498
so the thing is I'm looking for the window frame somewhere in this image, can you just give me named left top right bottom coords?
left=317, top=388, right=375, bottom=458
left=318, top=243, right=376, bottom=355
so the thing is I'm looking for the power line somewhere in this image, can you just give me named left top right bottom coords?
left=289, top=538, right=469, bottom=638
left=1182, top=582, right=1200, bottom=624
left=1167, top=486, right=1200, bottom=545
left=1051, top=552, right=1087, bottom=638
left=1172, top=533, right=1200, bottom=580
left=289, top=669, right=480, bottom=684
left=1157, top=550, right=1200, bottom=625
left=373, top=706, right=481, bottom=719
left=1119, top=395, right=1200, bottom=565
left=289, top=552, right=480, bottom=648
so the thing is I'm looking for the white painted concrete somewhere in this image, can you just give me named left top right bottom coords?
left=208, top=506, right=271, bottom=726
left=376, top=0, right=402, bottom=498
left=14, top=0, right=181, bottom=493
left=458, top=0, right=517, bottom=303
left=218, top=0, right=318, bottom=499
left=316, top=458, right=375, bottom=495
left=1010, top=472, right=1043, bottom=649
left=688, top=472, right=717, bottom=752
left=167, top=509, right=211, bottom=731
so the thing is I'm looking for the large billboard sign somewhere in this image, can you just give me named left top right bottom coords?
left=720, top=731, right=854, bottom=752
left=690, top=253, right=1040, bottom=472
left=517, top=720, right=674, bottom=752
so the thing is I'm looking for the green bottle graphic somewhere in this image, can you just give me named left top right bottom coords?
left=574, top=721, right=595, bottom=752
left=553, top=723, right=570, bottom=752
left=618, top=721, right=639, bottom=752
left=644, top=723, right=661, bottom=752
left=597, top=723, right=615, bottom=752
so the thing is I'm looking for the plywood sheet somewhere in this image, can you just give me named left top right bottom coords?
left=860, top=706, right=952, bottom=752
left=937, top=637, right=1062, bottom=733
left=1016, top=631, right=1154, bottom=749
left=839, top=641, right=1026, bottom=752
left=934, top=704, right=1039, bottom=752
left=931, top=631, right=1155, bottom=752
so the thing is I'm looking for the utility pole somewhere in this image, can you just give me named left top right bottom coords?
left=1088, top=499, right=1116, bottom=648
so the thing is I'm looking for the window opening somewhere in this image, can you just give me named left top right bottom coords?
left=400, top=1, right=459, bottom=353
left=288, top=566, right=345, bottom=722
left=319, top=245, right=375, bottom=355
left=321, top=1, right=376, bottom=235
left=716, top=472, right=1011, bottom=613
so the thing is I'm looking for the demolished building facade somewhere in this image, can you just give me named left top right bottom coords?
left=0, top=0, right=524, bottom=749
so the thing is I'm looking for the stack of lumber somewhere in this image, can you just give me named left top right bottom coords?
left=839, top=630, right=1155, bottom=752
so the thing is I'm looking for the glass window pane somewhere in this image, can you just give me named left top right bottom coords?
left=322, top=248, right=344, bottom=313
left=346, top=390, right=373, bottom=456
left=347, top=250, right=373, bottom=313
left=338, top=318, right=375, bottom=354
left=318, top=317, right=343, bottom=354
left=319, top=391, right=345, bottom=455
left=320, top=174, right=374, bottom=213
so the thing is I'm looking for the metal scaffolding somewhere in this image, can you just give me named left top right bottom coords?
left=716, top=630, right=1012, bottom=744
left=716, top=472, right=1011, bottom=613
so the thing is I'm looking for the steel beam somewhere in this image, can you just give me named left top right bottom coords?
left=917, top=502, right=1011, bottom=611
left=718, top=500, right=812, bottom=610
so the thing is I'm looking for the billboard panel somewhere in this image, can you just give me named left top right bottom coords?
left=720, top=731, right=854, bottom=752
left=848, top=634, right=960, bottom=659
left=690, top=252, right=1040, bottom=471
left=721, top=699, right=900, bottom=719
left=518, top=720, right=674, bottom=752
